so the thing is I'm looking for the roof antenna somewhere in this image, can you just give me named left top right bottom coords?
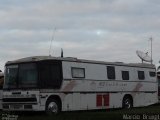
left=61, top=48, right=63, bottom=58
left=49, top=27, right=56, bottom=56
left=149, top=36, right=153, bottom=64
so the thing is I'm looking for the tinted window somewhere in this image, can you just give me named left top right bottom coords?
left=19, top=63, right=38, bottom=88
left=38, top=61, right=62, bottom=89
left=149, top=71, right=156, bottom=77
left=157, top=72, right=160, bottom=80
left=4, top=65, right=18, bottom=89
left=138, top=71, right=145, bottom=80
left=0, top=76, right=4, bottom=89
left=107, top=66, right=115, bottom=80
left=0, top=71, right=3, bottom=89
left=122, top=71, right=129, bottom=80
left=72, top=68, right=85, bottom=78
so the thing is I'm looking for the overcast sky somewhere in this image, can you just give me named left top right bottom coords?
left=0, top=0, right=160, bottom=71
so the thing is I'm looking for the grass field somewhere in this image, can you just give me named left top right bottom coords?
left=1, top=104, right=160, bottom=120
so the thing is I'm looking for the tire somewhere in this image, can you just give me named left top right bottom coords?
left=122, top=97, right=133, bottom=109
left=45, top=99, right=60, bottom=115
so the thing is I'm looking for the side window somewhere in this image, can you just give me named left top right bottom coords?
left=149, top=71, right=156, bottom=77
left=157, top=72, right=160, bottom=80
left=0, top=76, right=4, bottom=89
left=107, top=66, right=115, bottom=80
left=72, top=67, right=85, bottom=78
left=38, top=61, right=62, bottom=89
left=138, top=71, right=145, bottom=80
left=122, top=71, right=129, bottom=80
left=39, top=63, right=50, bottom=88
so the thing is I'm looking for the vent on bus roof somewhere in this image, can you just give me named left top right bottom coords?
left=30, top=57, right=37, bottom=60
left=66, top=57, right=77, bottom=60
left=115, top=62, right=123, bottom=63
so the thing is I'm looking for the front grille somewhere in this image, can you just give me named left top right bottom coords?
left=3, top=104, right=9, bottom=109
left=10, top=104, right=23, bottom=109
left=3, top=104, right=33, bottom=110
left=24, top=105, right=32, bottom=109
left=3, top=97, right=37, bottom=103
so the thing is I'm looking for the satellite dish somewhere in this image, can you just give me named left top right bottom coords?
left=136, top=50, right=152, bottom=63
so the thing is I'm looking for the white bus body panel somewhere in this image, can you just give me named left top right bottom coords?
left=60, top=61, right=158, bottom=111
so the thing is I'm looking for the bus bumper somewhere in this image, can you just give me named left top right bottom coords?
left=2, top=103, right=45, bottom=111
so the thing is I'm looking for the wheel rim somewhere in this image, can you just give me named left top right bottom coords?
left=124, top=99, right=131, bottom=108
left=48, top=102, right=58, bottom=114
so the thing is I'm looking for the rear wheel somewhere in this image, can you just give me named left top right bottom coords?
left=46, top=99, right=60, bottom=115
left=122, top=96, right=133, bottom=109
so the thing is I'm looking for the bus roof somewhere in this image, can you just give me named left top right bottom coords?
left=6, top=56, right=155, bottom=69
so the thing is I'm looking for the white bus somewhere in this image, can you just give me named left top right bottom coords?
left=0, top=70, right=4, bottom=110
left=2, top=56, right=158, bottom=114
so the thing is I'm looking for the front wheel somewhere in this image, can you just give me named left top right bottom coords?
left=46, top=99, right=60, bottom=115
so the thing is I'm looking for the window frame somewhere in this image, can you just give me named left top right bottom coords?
left=18, top=63, right=38, bottom=88
left=38, top=60, right=62, bottom=89
left=107, top=66, right=115, bottom=80
left=71, top=67, right=85, bottom=78
left=122, top=71, right=129, bottom=80
left=138, top=71, right=145, bottom=80
left=149, top=71, right=156, bottom=77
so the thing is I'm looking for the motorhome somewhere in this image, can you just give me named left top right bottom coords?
left=2, top=56, right=158, bottom=114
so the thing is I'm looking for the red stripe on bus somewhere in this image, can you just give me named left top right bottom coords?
left=96, top=95, right=103, bottom=107
left=103, top=94, right=109, bottom=106
left=96, top=94, right=109, bottom=107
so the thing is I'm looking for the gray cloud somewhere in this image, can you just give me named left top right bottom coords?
left=0, top=0, right=160, bottom=71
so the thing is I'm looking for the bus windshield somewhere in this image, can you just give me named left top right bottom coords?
left=4, top=61, right=62, bottom=89
left=19, top=63, right=37, bottom=88
left=4, top=63, right=38, bottom=89
left=4, top=65, right=18, bottom=89
left=0, top=71, right=4, bottom=89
